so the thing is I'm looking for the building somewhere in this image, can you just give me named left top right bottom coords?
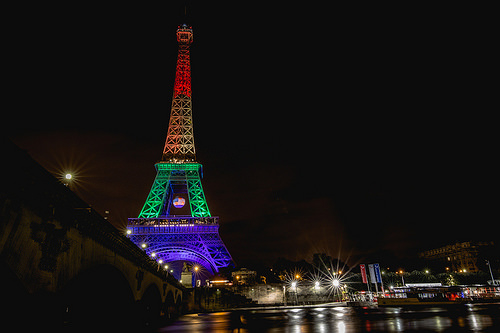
left=232, top=268, right=257, bottom=285
left=418, top=241, right=496, bottom=273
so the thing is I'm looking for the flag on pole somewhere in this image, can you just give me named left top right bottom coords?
left=368, top=264, right=377, bottom=283
left=360, top=264, right=368, bottom=284
left=374, top=263, right=382, bottom=283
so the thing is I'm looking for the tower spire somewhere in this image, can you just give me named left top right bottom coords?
left=162, top=24, right=195, bottom=162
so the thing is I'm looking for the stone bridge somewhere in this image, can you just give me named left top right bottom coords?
left=0, top=140, right=187, bottom=329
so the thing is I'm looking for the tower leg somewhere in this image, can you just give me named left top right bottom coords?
left=138, top=171, right=171, bottom=218
left=186, top=172, right=210, bottom=217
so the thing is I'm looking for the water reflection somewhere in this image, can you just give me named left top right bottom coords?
left=157, top=303, right=499, bottom=332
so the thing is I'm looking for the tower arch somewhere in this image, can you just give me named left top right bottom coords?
left=147, top=245, right=216, bottom=274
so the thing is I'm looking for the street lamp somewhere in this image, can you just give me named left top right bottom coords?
left=314, top=281, right=320, bottom=290
left=62, top=173, right=74, bottom=187
left=398, top=270, right=405, bottom=286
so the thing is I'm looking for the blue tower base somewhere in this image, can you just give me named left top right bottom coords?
left=127, top=217, right=233, bottom=275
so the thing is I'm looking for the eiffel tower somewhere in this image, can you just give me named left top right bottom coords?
left=127, top=24, right=232, bottom=277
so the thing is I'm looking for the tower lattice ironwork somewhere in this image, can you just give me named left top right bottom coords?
left=127, top=25, right=232, bottom=275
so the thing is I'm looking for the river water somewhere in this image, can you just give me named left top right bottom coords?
left=158, top=304, right=499, bottom=332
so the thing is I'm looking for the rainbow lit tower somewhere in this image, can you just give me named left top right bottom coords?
left=127, top=25, right=232, bottom=277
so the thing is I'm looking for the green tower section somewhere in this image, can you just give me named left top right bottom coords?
left=138, top=163, right=210, bottom=218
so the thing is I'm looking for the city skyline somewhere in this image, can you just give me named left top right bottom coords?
left=7, top=3, right=497, bottom=268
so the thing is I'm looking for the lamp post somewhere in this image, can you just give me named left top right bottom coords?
left=486, top=260, right=497, bottom=286
left=399, top=270, right=405, bottom=286
left=332, top=278, right=340, bottom=302
left=291, top=281, right=298, bottom=304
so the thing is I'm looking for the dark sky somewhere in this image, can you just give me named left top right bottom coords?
left=5, top=3, right=497, bottom=268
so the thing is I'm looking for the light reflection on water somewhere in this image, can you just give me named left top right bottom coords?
left=157, top=303, right=499, bottom=332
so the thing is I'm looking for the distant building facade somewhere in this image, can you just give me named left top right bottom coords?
left=418, top=241, right=496, bottom=273
left=232, top=268, right=257, bottom=285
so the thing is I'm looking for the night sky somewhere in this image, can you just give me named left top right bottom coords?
left=6, top=3, right=497, bottom=268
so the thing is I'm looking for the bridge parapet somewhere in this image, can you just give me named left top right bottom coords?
left=72, top=210, right=181, bottom=284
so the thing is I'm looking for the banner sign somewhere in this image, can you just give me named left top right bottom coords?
left=360, top=264, right=368, bottom=284
left=374, top=263, right=382, bottom=283
left=368, top=264, right=377, bottom=283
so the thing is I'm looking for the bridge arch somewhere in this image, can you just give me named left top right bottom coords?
left=62, top=264, right=135, bottom=329
left=165, top=290, right=176, bottom=319
left=138, top=283, right=163, bottom=327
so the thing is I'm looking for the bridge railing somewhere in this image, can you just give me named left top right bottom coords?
left=69, top=209, right=183, bottom=287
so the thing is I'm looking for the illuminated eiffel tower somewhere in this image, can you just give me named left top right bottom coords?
left=127, top=25, right=232, bottom=277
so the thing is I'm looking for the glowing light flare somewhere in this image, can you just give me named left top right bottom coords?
left=322, top=270, right=353, bottom=298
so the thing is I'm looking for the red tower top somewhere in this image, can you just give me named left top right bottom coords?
left=162, top=24, right=196, bottom=162
left=173, top=24, right=193, bottom=98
